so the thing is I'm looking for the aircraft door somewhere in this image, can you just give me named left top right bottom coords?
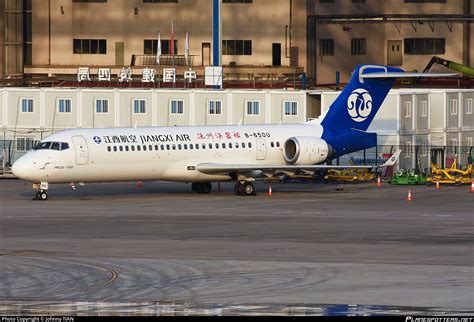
left=256, top=138, right=266, bottom=160
left=72, top=135, right=89, bottom=165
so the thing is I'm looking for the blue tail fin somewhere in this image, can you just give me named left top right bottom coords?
left=321, top=65, right=403, bottom=133
left=321, top=65, right=403, bottom=158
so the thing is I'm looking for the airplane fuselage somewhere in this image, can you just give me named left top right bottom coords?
left=13, top=123, right=325, bottom=184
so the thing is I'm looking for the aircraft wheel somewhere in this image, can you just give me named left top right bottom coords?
left=38, top=190, right=48, bottom=201
left=239, top=182, right=255, bottom=196
left=200, top=182, right=212, bottom=194
left=234, top=182, right=241, bottom=195
left=191, top=183, right=198, bottom=193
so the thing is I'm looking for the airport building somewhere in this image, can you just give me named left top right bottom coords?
left=0, top=0, right=472, bottom=84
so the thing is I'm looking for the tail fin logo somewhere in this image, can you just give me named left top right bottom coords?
left=347, top=88, right=373, bottom=123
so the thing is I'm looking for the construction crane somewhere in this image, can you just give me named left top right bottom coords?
left=423, top=56, right=474, bottom=77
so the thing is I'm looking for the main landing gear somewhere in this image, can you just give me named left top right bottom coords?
left=191, top=182, right=212, bottom=194
left=234, top=181, right=256, bottom=196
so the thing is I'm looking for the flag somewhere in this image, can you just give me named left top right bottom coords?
left=170, top=21, right=175, bottom=57
left=185, top=32, right=190, bottom=67
left=156, top=31, right=161, bottom=65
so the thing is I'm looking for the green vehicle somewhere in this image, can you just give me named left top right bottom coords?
left=390, top=169, right=428, bottom=185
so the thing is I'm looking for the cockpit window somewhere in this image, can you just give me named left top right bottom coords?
left=51, top=142, right=61, bottom=150
left=34, top=141, right=70, bottom=151
left=34, top=142, right=52, bottom=150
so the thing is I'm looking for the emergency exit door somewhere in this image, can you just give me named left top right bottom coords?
left=256, top=139, right=266, bottom=160
left=387, top=40, right=402, bottom=66
left=72, top=136, right=89, bottom=165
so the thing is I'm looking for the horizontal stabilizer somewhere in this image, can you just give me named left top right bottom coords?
left=361, top=72, right=457, bottom=79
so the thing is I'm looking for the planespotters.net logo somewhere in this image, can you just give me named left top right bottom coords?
left=406, top=317, right=474, bottom=322
left=93, top=136, right=102, bottom=144
left=347, top=88, right=373, bottom=123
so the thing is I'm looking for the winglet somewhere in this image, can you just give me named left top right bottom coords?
left=380, top=150, right=401, bottom=167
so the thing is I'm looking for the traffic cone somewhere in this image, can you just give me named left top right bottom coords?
left=136, top=181, right=143, bottom=188
left=268, top=185, right=273, bottom=196
left=471, top=181, right=474, bottom=193
left=407, top=189, right=413, bottom=201
left=377, top=176, right=382, bottom=187
left=436, top=181, right=440, bottom=190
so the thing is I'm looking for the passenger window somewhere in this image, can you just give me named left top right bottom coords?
left=184, top=144, right=188, bottom=150
left=236, top=142, right=240, bottom=148
left=107, top=146, right=111, bottom=152
left=137, top=146, right=141, bottom=151
left=178, top=144, right=182, bottom=150
left=131, top=145, right=135, bottom=151
left=215, top=143, right=219, bottom=149
left=60, top=142, right=69, bottom=150
left=51, top=142, right=60, bottom=150
left=209, top=143, right=213, bottom=149
left=125, top=146, right=129, bottom=152
left=229, top=143, right=233, bottom=148
left=172, top=145, right=176, bottom=150
left=276, top=142, right=280, bottom=148
left=271, top=142, right=274, bottom=148
left=249, top=143, right=252, bottom=148
left=242, top=143, right=246, bottom=148
left=143, top=145, right=147, bottom=151
left=166, top=145, right=170, bottom=150
left=161, top=145, right=165, bottom=150
left=113, top=146, right=117, bottom=152
left=149, top=145, right=152, bottom=151
left=119, top=146, right=123, bottom=152
left=155, top=145, right=159, bottom=151
left=195, top=144, right=199, bottom=149
left=222, top=143, right=226, bottom=149
left=202, top=144, right=206, bottom=149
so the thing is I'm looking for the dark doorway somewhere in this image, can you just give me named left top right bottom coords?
left=272, top=43, right=281, bottom=67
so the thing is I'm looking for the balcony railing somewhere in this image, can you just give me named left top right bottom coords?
left=131, top=55, right=196, bottom=67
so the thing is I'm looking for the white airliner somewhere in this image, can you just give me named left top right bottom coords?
left=12, top=65, right=452, bottom=200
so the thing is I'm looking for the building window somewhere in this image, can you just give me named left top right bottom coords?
left=16, top=138, right=35, bottom=152
left=208, top=100, right=222, bottom=115
left=351, top=38, right=366, bottom=55
left=222, top=40, right=252, bottom=56
left=319, top=39, right=334, bottom=56
left=404, top=38, right=445, bottom=55
left=133, top=99, right=146, bottom=114
left=143, top=0, right=178, bottom=3
left=20, top=98, right=34, bottom=113
left=144, top=39, right=178, bottom=55
left=466, top=137, right=472, bottom=147
left=405, top=141, right=412, bottom=158
left=58, top=99, right=72, bottom=113
left=284, top=101, right=298, bottom=116
left=246, top=101, right=260, bottom=115
left=465, top=98, right=473, bottom=115
left=170, top=100, right=184, bottom=114
left=95, top=99, right=109, bottom=113
left=450, top=99, right=458, bottom=116
left=73, top=39, right=107, bottom=54
left=420, top=100, right=428, bottom=117
left=404, top=101, right=412, bottom=118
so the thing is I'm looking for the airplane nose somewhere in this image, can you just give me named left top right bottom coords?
left=12, top=155, right=34, bottom=180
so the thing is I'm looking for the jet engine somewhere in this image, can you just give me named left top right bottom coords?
left=283, top=137, right=331, bottom=165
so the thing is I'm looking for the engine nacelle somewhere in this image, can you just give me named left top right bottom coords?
left=283, top=137, right=330, bottom=165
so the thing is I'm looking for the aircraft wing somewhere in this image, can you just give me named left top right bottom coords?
left=197, top=150, right=401, bottom=175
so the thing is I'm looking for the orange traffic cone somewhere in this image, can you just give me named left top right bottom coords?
left=377, top=176, right=382, bottom=187
left=436, top=181, right=440, bottom=190
left=407, top=189, right=413, bottom=201
left=268, top=185, right=273, bottom=196
left=471, top=181, right=474, bottom=193
left=136, top=181, right=143, bottom=188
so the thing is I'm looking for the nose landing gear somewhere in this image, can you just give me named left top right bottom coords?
left=33, top=182, right=49, bottom=201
